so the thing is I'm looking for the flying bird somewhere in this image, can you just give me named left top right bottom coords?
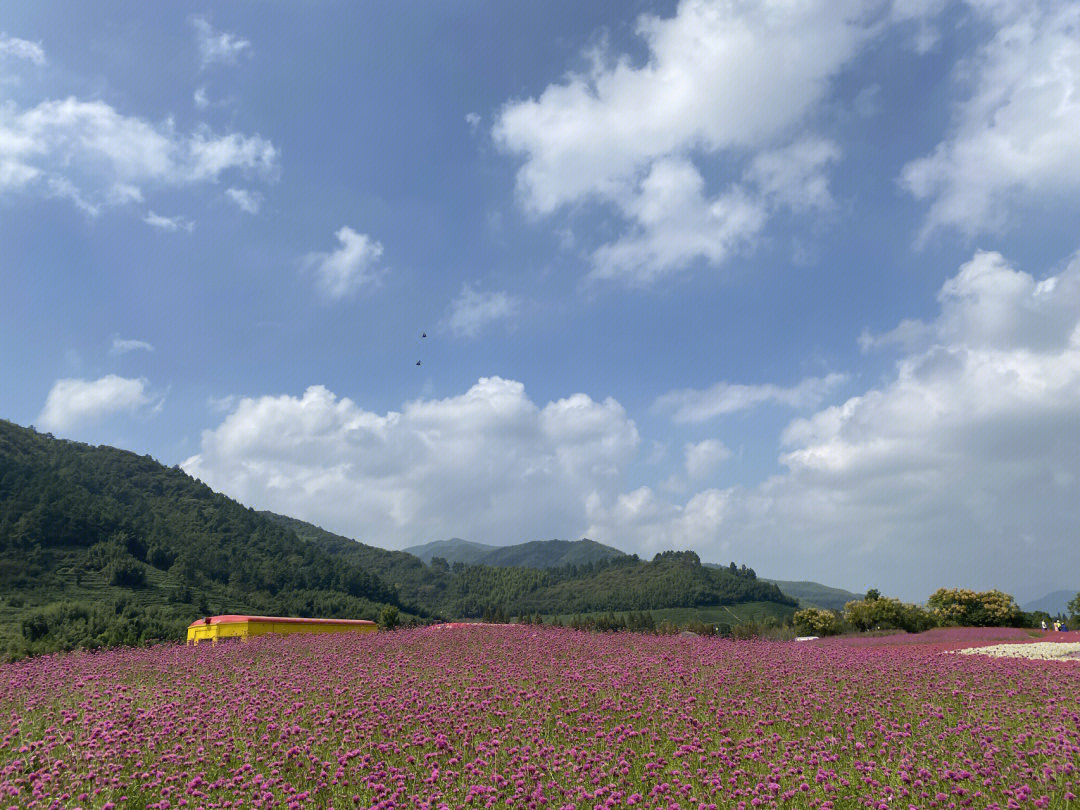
left=416, top=360, right=422, bottom=366
left=422, top=332, right=427, bottom=338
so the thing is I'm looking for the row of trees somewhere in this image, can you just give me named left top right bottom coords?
left=793, top=587, right=1059, bottom=637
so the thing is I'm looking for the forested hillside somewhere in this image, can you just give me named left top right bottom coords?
left=1, top=421, right=795, bottom=657
left=404, top=538, right=497, bottom=566
left=405, top=536, right=627, bottom=568
left=270, top=513, right=793, bottom=616
left=762, top=579, right=864, bottom=611
left=0, top=420, right=406, bottom=658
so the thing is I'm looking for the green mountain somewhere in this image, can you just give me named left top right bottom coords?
left=270, top=514, right=794, bottom=618
left=763, top=579, right=864, bottom=611
left=405, top=537, right=628, bottom=569
left=0, top=419, right=797, bottom=658
left=0, top=420, right=406, bottom=659
left=1022, top=589, right=1077, bottom=616
left=405, top=538, right=498, bottom=566
left=703, top=563, right=862, bottom=610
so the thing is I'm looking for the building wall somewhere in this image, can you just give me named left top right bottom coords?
left=187, top=620, right=377, bottom=645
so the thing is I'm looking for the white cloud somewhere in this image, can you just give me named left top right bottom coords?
left=109, top=337, right=154, bottom=355
left=193, top=86, right=209, bottom=110
left=684, top=439, right=731, bottom=478
left=45, top=175, right=99, bottom=216
left=901, top=2, right=1080, bottom=240
left=182, top=249, right=1080, bottom=596
left=301, top=226, right=385, bottom=299
left=589, top=158, right=767, bottom=287
left=746, top=138, right=842, bottom=213
left=446, top=284, right=522, bottom=338
left=225, top=187, right=262, bottom=214
left=594, top=249, right=1080, bottom=599
left=493, top=0, right=881, bottom=284
left=184, top=377, right=640, bottom=547
left=464, top=112, right=481, bottom=131
left=38, top=374, right=159, bottom=432
left=0, top=97, right=277, bottom=215
left=208, top=394, right=237, bottom=413
left=890, top=0, right=948, bottom=53
left=858, top=318, right=934, bottom=354
left=655, top=373, right=848, bottom=423
left=586, top=487, right=733, bottom=557
left=0, top=34, right=46, bottom=66
left=143, top=211, right=194, bottom=232
left=191, top=16, right=252, bottom=69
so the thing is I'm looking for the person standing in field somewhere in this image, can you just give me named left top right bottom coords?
left=1041, top=619, right=1048, bottom=630
left=1053, top=620, right=1061, bottom=632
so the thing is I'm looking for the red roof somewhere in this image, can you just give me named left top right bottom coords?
left=188, top=614, right=377, bottom=628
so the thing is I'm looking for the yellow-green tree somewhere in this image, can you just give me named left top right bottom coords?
left=926, top=588, right=1022, bottom=627
left=792, top=607, right=842, bottom=636
left=843, top=595, right=935, bottom=633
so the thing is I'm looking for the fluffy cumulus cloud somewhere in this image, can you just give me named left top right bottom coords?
left=589, top=158, right=767, bottom=286
left=654, top=373, right=848, bottom=422
left=0, top=34, right=46, bottom=66
left=302, top=226, right=385, bottom=299
left=0, top=97, right=277, bottom=215
left=183, top=377, right=640, bottom=547
left=493, top=0, right=879, bottom=285
left=191, top=16, right=252, bottom=69
left=446, top=284, right=521, bottom=338
left=585, top=487, right=733, bottom=558
left=38, top=374, right=160, bottom=432
left=182, top=249, right=1080, bottom=596
left=901, top=1, right=1080, bottom=239
left=684, top=439, right=731, bottom=478
left=594, top=249, right=1080, bottom=598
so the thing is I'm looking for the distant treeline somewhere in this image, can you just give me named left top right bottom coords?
left=793, top=588, right=1078, bottom=636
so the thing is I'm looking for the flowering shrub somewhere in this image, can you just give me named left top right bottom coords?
left=927, top=588, right=1024, bottom=627
left=2, top=625, right=1078, bottom=809
left=791, top=607, right=841, bottom=636
left=845, top=596, right=937, bottom=633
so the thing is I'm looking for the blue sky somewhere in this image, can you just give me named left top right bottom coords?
left=3, top=1, right=1080, bottom=602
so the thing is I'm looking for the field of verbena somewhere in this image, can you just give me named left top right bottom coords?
left=2, top=627, right=1078, bottom=810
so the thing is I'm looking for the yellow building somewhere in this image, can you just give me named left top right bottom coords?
left=186, top=614, right=377, bottom=645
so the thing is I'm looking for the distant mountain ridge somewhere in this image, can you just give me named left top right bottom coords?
left=404, top=538, right=498, bottom=566
left=405, top=537, right=628, bottom=569
left=269, top=516, right=793, bottom=617
left=1022, top=589, right=1077, bottom=616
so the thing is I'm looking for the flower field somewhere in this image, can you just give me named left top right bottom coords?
left=2, top=626, right=1078, bottom=810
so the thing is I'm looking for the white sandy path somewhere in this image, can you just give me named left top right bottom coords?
left=956, top=641, right=1080, bottom=661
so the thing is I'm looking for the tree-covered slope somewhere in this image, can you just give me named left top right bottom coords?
left=763, top=579, right=864, bottom=611
left=480, top=538, right=627, bottom=568
left=0, top=420, right=405, bottom=658
left=260, top=512, right=454, bottom=612
left=404, top=538, right=497, bottom=566
left=267, top=515, right=794, bottom=618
